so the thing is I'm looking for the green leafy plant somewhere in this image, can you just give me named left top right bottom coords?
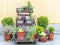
left=11, top=27, right=19, bottom=40
left=35, top=26, right=44, bottom=33
left=27, top=1, right=33, bottom=16
left=17, top=1, right=33, bottom=16
left=37, top=16, right=49, bottom=29
left=35, top=26, right=44, bottom=36
left=48, top=27, right=55, bottom=34
left=39, top=32, right=47, bottom=37
left=35, top=26, right=47, bottom=37
left=26, top=26, right=36, bottom=42
left=2, top=17, right=14, bottom=26
left=19, top=6, right=28, bottom=13
left=18, top=28, right=24, bottom=32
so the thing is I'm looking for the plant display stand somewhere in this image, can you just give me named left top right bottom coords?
left=16, top=8, right=35, bottom=31
left=15, top=7, right=36, bottom=45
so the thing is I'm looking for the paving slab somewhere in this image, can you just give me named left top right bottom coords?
left=0, top=35, right=60, bottom=45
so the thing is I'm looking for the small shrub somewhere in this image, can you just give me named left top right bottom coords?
left=2, top=17, right=14, bottom=26
left=37, top=16, right=49, bottom=29
left=48, top=27, right=55, bottom=34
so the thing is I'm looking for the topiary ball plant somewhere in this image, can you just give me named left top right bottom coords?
left=37, top=16, right=49, bottom=29
left=2, top=17, right=14, bottom=26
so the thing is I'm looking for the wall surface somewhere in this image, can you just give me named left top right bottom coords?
left=0, top=0, right=60, bottom=24
left=42, top=0, right=60, bottom=23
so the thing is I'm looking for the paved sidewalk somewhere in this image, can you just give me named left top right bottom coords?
left=0, top=35, right=60, bottom=45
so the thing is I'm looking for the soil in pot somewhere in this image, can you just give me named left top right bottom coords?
left=17, top=32, right=25, bottom=40
left=4, top=33, right=11, bottom=41
left=48, top=34, right=54, bottom=41
left=38, top=36, right=48, bottom=42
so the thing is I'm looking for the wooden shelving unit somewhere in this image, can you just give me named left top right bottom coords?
left=15, top=8, right=36, bottom=45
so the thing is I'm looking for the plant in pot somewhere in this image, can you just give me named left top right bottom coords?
left=1, top=17, right=14, bottom=41
left=37, top=16, right=49, bottom=35
left=36, top=26, right=48, bottom=42
left=4, top=28, right=12, bottom=41
left=26, top=26, right=36, bottom=42
left=37, top=16, right=49, bottom=29
left=48, top=27, right=55, bottom=41
left=16, top=28, right=25, bottom=40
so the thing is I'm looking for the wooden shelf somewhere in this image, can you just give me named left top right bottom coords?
left=16, top=23, right=34, bottom=26
left=15, top=38, right=36, bottom=45
left=18, top=14, right=29, bottom=16
left=19, top=13, right=29, bottom=14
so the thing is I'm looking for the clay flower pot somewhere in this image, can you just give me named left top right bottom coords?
left=17, top=32, right=25, bottom=40
left=4, top=33, right=11, bottom=41
left=48, top=34, right=54, bottom=41
left=34, top=34, right=37, bottom=39
left=38, top=36, right=48, bottom=42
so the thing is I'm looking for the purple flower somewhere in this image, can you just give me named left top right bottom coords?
left=44, top=29, right=49, bottom=35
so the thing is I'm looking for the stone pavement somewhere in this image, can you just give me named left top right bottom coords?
left=0, top=35, right=60, bottom=45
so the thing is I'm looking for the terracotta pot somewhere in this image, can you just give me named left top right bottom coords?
left=17, top=32, right=25, bottom=40
left=4, top=33, right=11, bottom=41
left=34, top=34, right=37, bottom=39
left=38, top=36, right=48, bottom=42
left=48, top=34, right=54, bottom=41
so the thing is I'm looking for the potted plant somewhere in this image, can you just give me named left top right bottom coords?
left=4, top=28, right=12, bottom=41
left=1, top=17, right=14, bottom=41
left=37, top=16, right=48, bottom=29
left=26, top=26, right=36, bottom=42
left=48, top=27, right=55, bottom=40
left=2, top=17, right=14, bottom=26
left=16, top=28, right=25, bottom=40
left=36, top=26, right=48, bottom=42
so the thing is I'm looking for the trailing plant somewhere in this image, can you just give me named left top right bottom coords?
left=26, top=26, right=36, bottom=42
left=11, top=27, right=19, bottom=40
left=48, top=27, right=55, bottom=34
left=37, top=16, right=48, bottom=29
left=27, top=1, right=33, bottom=16
left=19, top=6, right=28, bottom=13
